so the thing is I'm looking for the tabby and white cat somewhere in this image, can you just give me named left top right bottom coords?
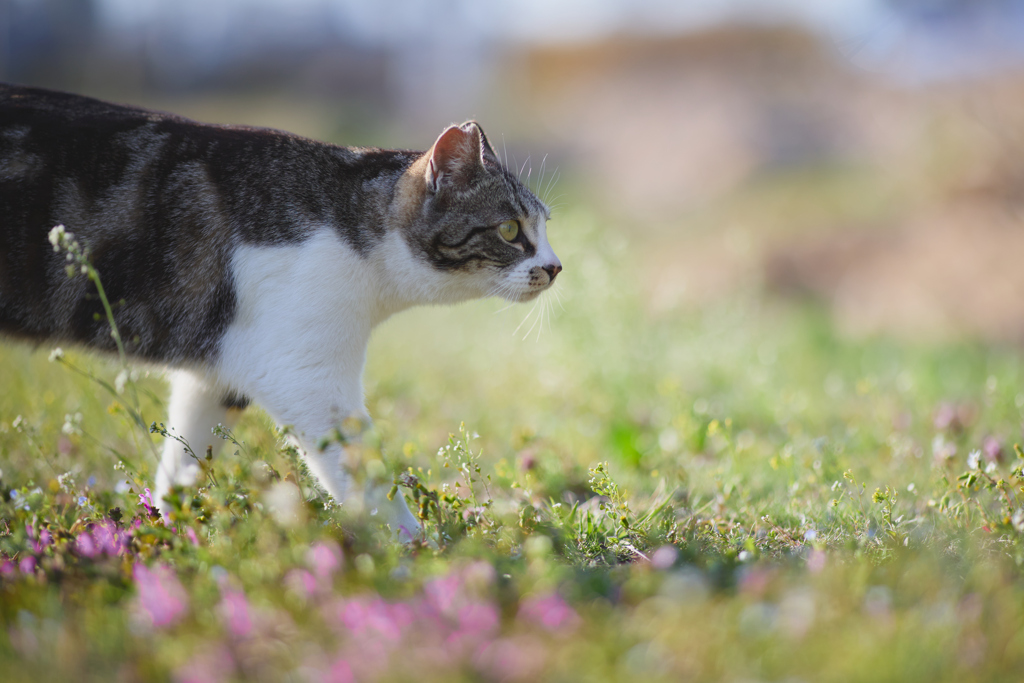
left=0, top=83, right=561, bottom=540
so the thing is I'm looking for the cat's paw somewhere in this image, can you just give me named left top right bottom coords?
left=365, top=483, right=422, bottom=544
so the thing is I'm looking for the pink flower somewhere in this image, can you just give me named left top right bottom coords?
left=447, top=601, right=500, bottom=652
left=19, top=556, right=36, bottom=575
left=307, top=541, right=342, bottom=582
left=324, top=658, right=355, bottom=683
left=285, top=568, right=318, bottom=599
left=424, top=574, right=462, bottom=614
left=808, top=548, right=827, bottom=573
left=457, top=602, right=499, bottom=635
left=218, top=586, right=253, bottom=638
left=518, top=593, right=579, bottom=633
left=174, top=644, right=235, bottom=683
left=983, top=436, right=1005, bottom=464
left=134, top=563, right=188, bottom=627
left=476, top=636, right=548, bottom=682
left=185, top=527, right=199, bottom=546
left=91, top=520, right=128, bottom=556
left=75, top=532, right=98, bottom=558
left=340, top=598, right=406, bottom=641
left=650, top=545, right=679, bottom=570
left=0, top=560, right=15, bottom=576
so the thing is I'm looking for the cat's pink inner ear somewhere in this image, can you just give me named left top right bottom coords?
left=426, top=124, right=483, bottom=192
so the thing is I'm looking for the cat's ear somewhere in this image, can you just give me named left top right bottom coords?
left=425, top=121, right=499, bottom=193
left=473, top=122, right=501, bottom=166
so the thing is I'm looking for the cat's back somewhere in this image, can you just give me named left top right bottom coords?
left=0, top=84, right=337, bottom=362
left=0, top=82, right=317, bottom=198
left=1, top=82, right=170, bottom=126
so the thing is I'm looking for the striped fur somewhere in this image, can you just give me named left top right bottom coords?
left=0, top=84, right=561, bottom=540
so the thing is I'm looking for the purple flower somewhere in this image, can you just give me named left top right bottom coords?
left=134, top=563, right=188, bottom=627
left=26, top=525, right=51, bottom=554
left=185, top=527, right=199, bottom=547
left=518, top=593, right=579, bottom=633
left=139, top=488, right=156, bottom=516
left=0, top=560, right=16, bottom=576
left=218, top=586, right=253, bottom=638
left=19, top=556, right=36, bottom=575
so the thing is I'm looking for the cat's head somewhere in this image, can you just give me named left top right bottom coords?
left=393, top=122, right=561, bottom=304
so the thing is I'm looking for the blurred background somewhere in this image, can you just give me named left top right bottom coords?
left=4, top=0, right=1024, bottom=344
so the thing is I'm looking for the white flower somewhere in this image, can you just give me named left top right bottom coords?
left=48, top=347, right=64, bottom=363
left=115, top=369, right=129, bottom=394
left=1013, top=509, right=1024, bottom=533
left=62, top=413, right=82, bottom=436
left=967, top=450, right=981, bottom=470
left=985, top=461, right=997, bottom=475
left=932, top=435, right=956, bottom=461
left=48, top=224, right=65, bottom=250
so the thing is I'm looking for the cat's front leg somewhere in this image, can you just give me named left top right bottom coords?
left=255, top=383, right=422, bottom=542
left=300, top=420, right=422, bottom=543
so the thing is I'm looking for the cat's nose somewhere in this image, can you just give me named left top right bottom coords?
left=542, top=262, right=562, bottom=282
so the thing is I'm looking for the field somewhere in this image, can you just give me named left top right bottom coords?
left=4, top=158, right=1024, bottom=683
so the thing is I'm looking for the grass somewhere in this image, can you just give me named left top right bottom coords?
left=4, top=184, right=1024, bottom=681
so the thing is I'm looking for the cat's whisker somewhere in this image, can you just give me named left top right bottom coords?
left=543, top=168, right=561, bottom=205
left=513, top=299, right=541, bottom=338
left=488, top=281, right=520, bottom=311
left=518, top=155, right=531, bottom=181
left=493, top=301, right=518, bottom=314
left=524, top=303, right=543, bottom=341
left=535, top=295, right=551, bottom=342
left=537, top=154, right=549, bottom=193
left=551, top=285, right=567, bottom=313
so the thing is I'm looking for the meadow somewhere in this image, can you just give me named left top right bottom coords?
left=3, top=164, right=1024, bottom=682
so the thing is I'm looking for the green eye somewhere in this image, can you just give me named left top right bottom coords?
left=498, top=220, right=519, bottom=242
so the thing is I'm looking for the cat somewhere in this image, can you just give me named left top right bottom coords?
left=0, top=83, right=561, bottom=541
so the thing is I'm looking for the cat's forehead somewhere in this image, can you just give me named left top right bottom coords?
left=489, top=165, right=549, bottom=220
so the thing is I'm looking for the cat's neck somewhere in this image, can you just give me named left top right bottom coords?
left=367, top=232, right=482, bottom=322
left=355, top=153, right=488, bottom=324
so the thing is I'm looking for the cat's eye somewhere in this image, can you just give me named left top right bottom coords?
left=498, top=220, right=520, bottom=242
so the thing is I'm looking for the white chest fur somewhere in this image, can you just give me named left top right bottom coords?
left=155, top=228, right=422, bottom=539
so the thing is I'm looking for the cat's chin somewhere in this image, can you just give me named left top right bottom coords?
left=508, top=288, right=546, bottom=303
